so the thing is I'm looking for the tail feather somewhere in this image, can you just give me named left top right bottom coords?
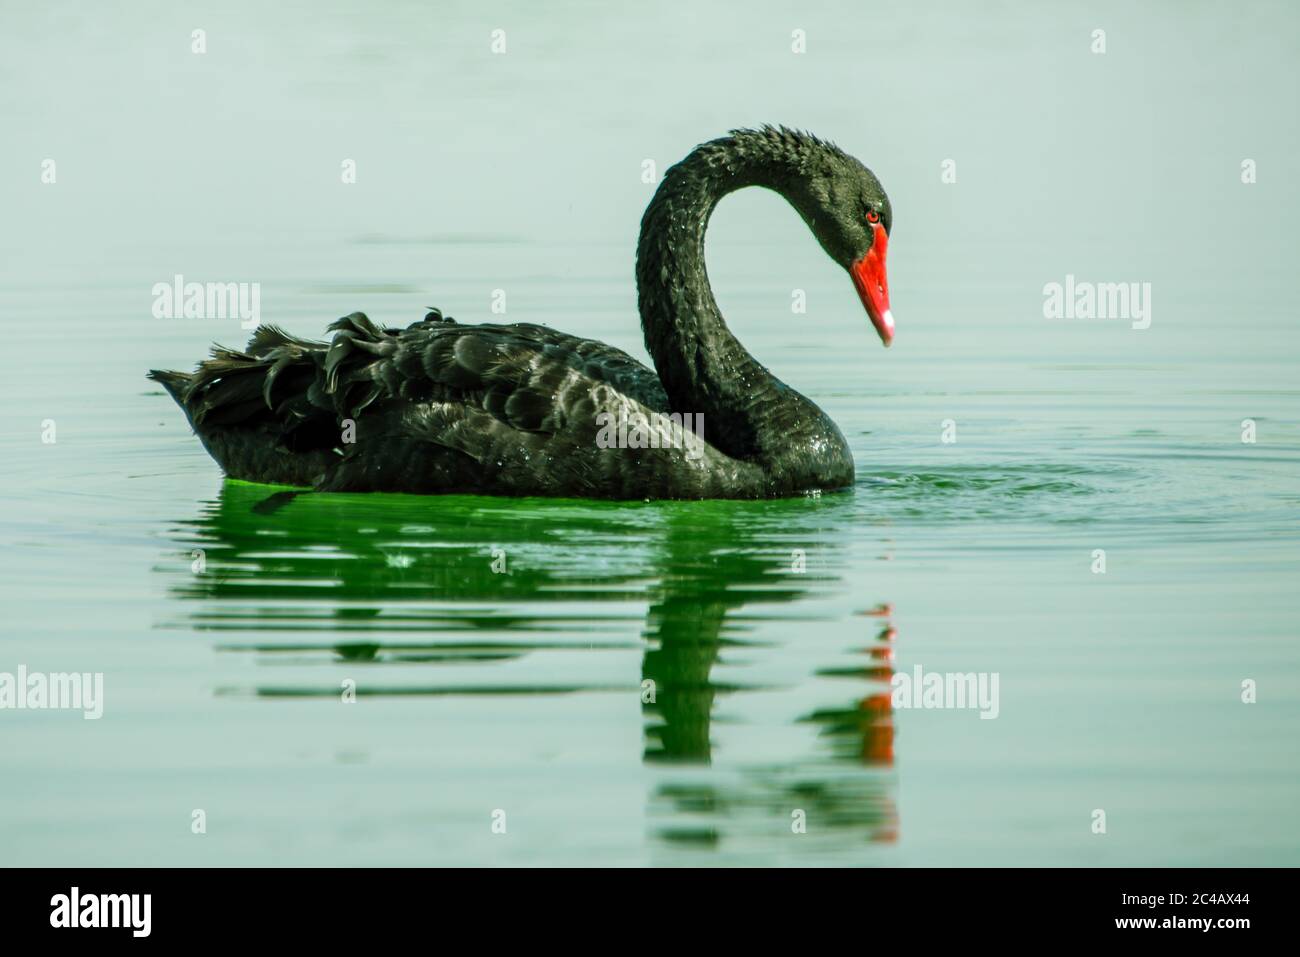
left=148, top=312, right=415, bottom=486
left=246, top=323, right=318, bottom=356
left=148, top=311, right=400, bottom=425
left=147, top=369, right=192, bottom=404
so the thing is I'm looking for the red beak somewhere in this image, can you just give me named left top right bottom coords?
left=850, top=223, right=893, bottom=346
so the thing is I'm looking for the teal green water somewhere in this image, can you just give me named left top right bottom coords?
left=2, top=1, right=1299, bottom=865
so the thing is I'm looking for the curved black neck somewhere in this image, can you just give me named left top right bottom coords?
left=635, top=131, right=853, bottom=492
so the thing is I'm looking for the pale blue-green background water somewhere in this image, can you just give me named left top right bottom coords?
left=1, top=1, right=1297, bottom=865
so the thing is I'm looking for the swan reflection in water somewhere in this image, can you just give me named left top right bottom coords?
left=165, top=481, right=899, bottom=852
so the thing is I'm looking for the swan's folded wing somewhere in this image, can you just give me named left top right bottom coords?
left=158, top=313, right=763, bottom=497
left=343, top=319, right=669, bottom=435
left=168, top=314, right=670, bottom=491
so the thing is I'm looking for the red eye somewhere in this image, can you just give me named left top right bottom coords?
left=866, top=210, right=881, bottom=224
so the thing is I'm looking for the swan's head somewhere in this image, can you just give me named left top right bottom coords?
left=783, top=144, right=895, bottom=347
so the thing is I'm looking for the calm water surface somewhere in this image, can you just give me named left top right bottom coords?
left=2, top=1, right=1298, bottom=865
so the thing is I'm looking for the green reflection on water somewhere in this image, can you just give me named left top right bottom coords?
left=167, top=481, right=899, bottom=851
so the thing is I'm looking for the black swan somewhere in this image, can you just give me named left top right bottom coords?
left=150, top=127, right=894, bottom=499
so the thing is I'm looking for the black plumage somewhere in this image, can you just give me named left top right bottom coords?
left=150, top=127, right=893, bottom=499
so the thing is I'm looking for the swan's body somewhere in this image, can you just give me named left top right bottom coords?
left=151, top=127, right=895, bottom=500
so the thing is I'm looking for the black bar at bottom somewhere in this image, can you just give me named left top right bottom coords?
left=0, top=867, right=1280, bottom=942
